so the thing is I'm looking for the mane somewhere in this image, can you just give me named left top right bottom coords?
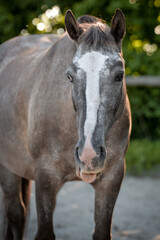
left=77, top=15, right=115, bottom=50
left=77, top=15, right=100, bottom=24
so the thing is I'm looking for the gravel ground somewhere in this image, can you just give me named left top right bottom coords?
left=0, top=176, right=160, bottom=240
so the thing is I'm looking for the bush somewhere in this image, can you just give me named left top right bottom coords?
left=128, top=87, right=160, bottom=140
left=126, top=139, right=160, bottom=174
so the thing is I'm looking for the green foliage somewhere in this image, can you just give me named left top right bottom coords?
left=128, top=87, right=160, bottom=139
left=0, top=0, right=55, bottom=43
left=126, top=139, right=160, bottom=174
left=26, top=6, right=65, bottom=35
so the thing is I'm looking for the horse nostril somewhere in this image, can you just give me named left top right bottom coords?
left=91, top=146, right=106, bottom=168
left=100, top=146, right=106, bottom=161
left=74, top=146, right=79, bottom=158
left=74, top=146, right=81, bottom=164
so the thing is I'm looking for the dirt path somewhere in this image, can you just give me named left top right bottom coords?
left=0, top=176, right=160, bottom=240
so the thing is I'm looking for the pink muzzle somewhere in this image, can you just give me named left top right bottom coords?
left=79, top=137, right=98, bottom=183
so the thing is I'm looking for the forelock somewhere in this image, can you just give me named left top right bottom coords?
left=77, top=17, right=117, bottom=51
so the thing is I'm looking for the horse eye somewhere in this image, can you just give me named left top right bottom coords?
left=67, top=74, right=73, bottom=83
left=115, top=74, right=123, bottom=82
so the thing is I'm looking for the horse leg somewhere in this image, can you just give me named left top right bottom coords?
left=21, top=178, right=31, bottom=209
left=34, top=163, right=63, bottom=240
left=92, top=161, right=125, bottom=240
left=0, top=164, right=30, bottom=240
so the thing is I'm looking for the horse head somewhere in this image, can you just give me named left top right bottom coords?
left=65, top=9, right=126, bottom=183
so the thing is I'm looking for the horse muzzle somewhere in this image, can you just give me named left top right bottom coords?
left=75, top=144, right=106, bottom=183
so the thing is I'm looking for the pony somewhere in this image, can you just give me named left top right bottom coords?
left=0, top=9, right=131, bottom=240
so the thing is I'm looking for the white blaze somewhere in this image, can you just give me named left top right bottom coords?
left=77, top=51, right=109, bottom=142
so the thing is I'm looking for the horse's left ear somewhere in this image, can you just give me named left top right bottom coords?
left=110, top=9, right=126, bottom=44
left=65, top=10, right=83, bottom=41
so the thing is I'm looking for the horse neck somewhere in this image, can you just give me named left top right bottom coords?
left=29, top=34, right=77, bottom=129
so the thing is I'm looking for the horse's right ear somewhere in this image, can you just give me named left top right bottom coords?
left=65, top=10, right=83, bottom=41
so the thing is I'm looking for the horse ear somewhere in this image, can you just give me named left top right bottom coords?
left=110, top=9, right=126, bottom=44
left=65, top=10, right=83, bottom=41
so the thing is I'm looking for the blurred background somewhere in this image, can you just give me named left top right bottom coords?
left=0, top=0, right=159, bottom=175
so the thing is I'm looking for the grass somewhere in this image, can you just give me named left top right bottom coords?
left=126, top=139, right=160, bottom=175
